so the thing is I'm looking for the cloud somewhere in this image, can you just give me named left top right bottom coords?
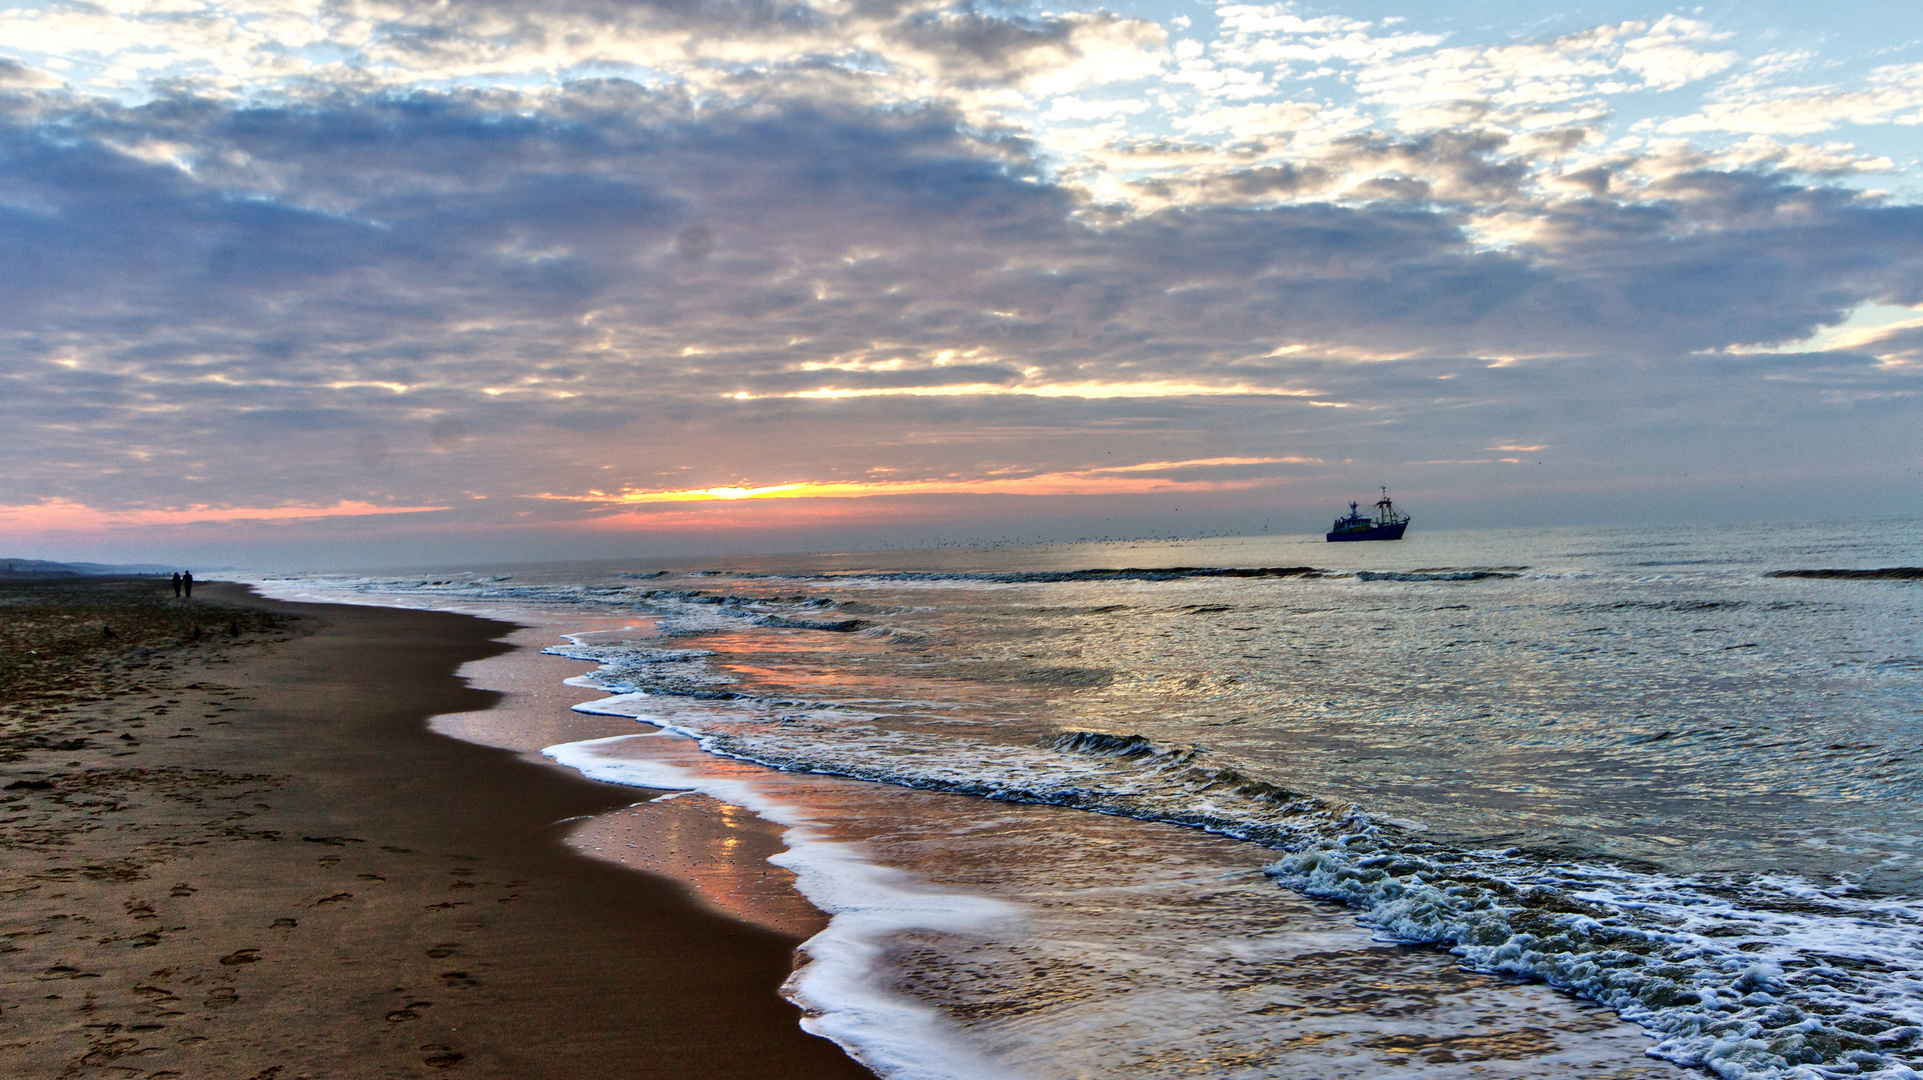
left=0, top=3, right=1921, bottom=556
left=0, top=58, right=62, bottom=89
left=1824, top=316, right=1923, bottom=368
left=534, top=454, right=1321, bottom=505
left=1661, top=62, right=1923, bottom=136
left=1353, top=17, right=1735, bottom=123
left=0, top=499, right=450, bottom=531
left=3, top=88, right=1920, bottom=480
left=1209, top=6, right=1445, bottom=68
left=0, top=0, right=1167, bottom=114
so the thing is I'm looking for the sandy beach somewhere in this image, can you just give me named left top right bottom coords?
left=0, top=577, right=871, bottom=1079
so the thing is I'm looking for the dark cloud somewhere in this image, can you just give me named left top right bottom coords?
left=885, top=8, right=1090, bottom=84
left=0, top=58, right=59, bottom=89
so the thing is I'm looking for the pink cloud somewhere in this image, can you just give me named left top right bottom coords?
left=0, top=498, right=451, bottom=534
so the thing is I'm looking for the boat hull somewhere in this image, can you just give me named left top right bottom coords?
left=1326, top=522, right=1408, bottom=542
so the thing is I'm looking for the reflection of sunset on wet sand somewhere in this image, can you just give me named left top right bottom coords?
left=569, top=795, right=827, bottom=940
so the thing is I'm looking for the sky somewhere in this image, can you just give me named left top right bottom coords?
left=1, top=0, right=1921, bottom=568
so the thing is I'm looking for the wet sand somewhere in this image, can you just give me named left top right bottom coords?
left=0, top=577, right=870, bottom=1079
left=425, top=619, right=830, bottom=940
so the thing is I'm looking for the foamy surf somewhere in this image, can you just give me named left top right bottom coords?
left=544, top=620, right=1923, bottom=1078
left=543, top=733, right=1022, bottom=1080
left=1274, top=839, right=1923, bottom=1080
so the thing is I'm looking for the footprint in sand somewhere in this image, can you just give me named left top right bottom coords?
left=270, top=917, right=298, bottom=930
left=420, top=1045, right=464, bottom=1069
left=315, top=893, right=353, bottom=905
left=425, top=944, right=457, bottom=959
left=169, top=883, right=196, bottom=897
left=203, top=987, right=239, bottom=1009
left=438, top=971, right=479, bottom=988
left=385, top=1001, right=433, bottom=1022
left=218, top=949, right=261, bottom=966
left=79, top=1036, right=153, bottom=1067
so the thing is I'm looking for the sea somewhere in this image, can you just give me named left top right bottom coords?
left=249, top=520, right=1923, bottom=1080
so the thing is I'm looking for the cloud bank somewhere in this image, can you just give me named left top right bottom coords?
left=1, top=0, right=1919, bottom=563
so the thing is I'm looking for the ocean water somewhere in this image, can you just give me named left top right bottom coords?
left=254, top=521, right=1923, bottom=1080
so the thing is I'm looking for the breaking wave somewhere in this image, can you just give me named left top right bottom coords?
left=1354, top=568, right=1525, bottom=582
left=560, top=624, right=1923, bottom=1080
left=696, top=566, right=1328, bottom=584
left=1768, top=568, right=1923, bottom=581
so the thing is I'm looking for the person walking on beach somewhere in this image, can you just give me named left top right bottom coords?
left=183, top=571, right=193, bottom=598
left=172, top=572, right=182, bottom=597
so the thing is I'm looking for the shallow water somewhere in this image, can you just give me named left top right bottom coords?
left=252, top=520, right=1923, bottom=1079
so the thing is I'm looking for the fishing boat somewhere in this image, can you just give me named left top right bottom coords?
left=1327, top=488, right=1409, bottom=542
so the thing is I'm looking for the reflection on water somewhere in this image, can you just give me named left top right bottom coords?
left=568, top=795, right=827, bottom=939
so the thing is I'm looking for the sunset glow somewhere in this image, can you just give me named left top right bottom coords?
left=0, top=499, right=451, bottom=533
left=537, top=458, right=1318, bottom=507
left=730, top=382, right=1328, bottom=401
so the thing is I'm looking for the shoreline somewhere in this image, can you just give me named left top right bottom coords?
left=0, top=577, right=872, bottom=1079
left=421, top=618, right=832, bottom=940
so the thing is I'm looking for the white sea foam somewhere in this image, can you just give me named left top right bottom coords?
left=544, top=733, right=1022, bottom=1080
left=1273, top=840, right=1923, bottom=1080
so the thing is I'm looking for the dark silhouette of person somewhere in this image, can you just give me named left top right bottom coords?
left=172, top=572, right=181, bottom=597
left=183, top=571, right=194, bottom=598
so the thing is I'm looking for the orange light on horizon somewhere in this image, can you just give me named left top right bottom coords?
left=725, top=381, right=1331, bottom=401
left=0, top=498, right=452, bottom=533
left=534, top=456, right=1319, bottom=508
